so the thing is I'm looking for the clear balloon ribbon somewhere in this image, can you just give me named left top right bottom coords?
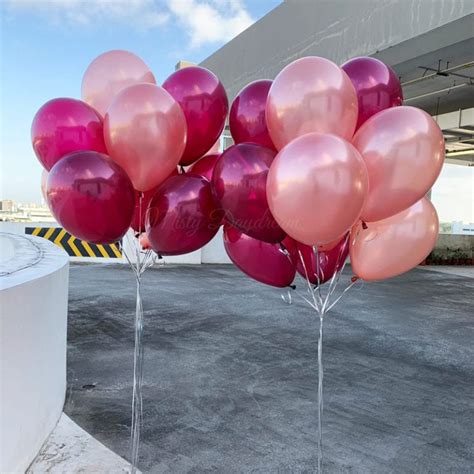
left=121, top=194, right=159, bottom=474
left=286, top=234, right=359, bottom=473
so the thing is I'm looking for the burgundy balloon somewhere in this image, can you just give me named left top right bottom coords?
left=163, top=66, right=228, bottom=165
left=341, top=57, right=403, bottom=129
left=130, top=168, right=179, bottom=233
left=188, top=153, right=220, bottom=182
left=32, top=98, right=106, bottom=171
left=212, top=143, right=285, bottom=243
left=283, top=235, right=349, bottom=284
left=223, top=224, right=296, bottom=288
left=146, top=174, right=223, bottom=256
left=229, top=80, right=275, bottom=149
left=47, top=151, right=135, bottom=244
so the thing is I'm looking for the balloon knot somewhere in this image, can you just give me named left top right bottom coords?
left=361, top=221, right=368, bottom=230
left=288, top=284, right=296, bottom=290
left=351, top=275, right=359, bottom=283
left=180, top=165, right=186, bottom=174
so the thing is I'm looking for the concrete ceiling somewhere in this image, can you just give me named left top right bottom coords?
left=200, top=3, right=474, bottom=165
left=391, top=35, right=474, bottom=166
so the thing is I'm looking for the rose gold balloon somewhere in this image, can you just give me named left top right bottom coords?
left=82, top=50, right=156, bottom=117
left=267, top=132, right=368, bottom=245
left=104, top=83, right=187, bottom=192
left=353, top=106, right=445, bottom=222
left=318, top=236, right=344, bottom=252
left=266, top=56, right=358, bottom=150
left=139, top=233, right=152, bottom=250
left=350, top=197, right=439, bottom=281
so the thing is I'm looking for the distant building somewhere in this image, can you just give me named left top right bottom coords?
left=175, top=60, right=196, bottom=70
left=0, top=199, right=55, bottom=223
left=0, top=200, right=14, bottom=212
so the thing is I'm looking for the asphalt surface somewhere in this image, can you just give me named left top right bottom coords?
left=64, top=263, right=474, bottom=473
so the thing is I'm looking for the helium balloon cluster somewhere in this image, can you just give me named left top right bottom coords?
left=33, top=52, right=443, bottom=284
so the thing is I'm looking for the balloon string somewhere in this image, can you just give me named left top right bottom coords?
left=122, top=228, right=146, bottom=474
left=291, top=234, right=356, bottom=474
left=130, top=271, right=144, bottom=474
left=317, top=314, right=324, bottom=474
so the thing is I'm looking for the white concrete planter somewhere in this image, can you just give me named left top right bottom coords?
left=0, top=233, right=69, bottom=473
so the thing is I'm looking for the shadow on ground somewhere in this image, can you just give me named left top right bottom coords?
left=64, top=264, right=474, bottom=473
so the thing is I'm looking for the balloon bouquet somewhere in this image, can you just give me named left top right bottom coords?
left=32, top=50, right=443, bottom=472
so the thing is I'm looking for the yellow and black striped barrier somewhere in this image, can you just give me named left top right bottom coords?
left=25, top=227, right=122, bottom=259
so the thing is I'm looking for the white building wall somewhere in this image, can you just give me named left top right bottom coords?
left=0, top=234, right=69, bottom=473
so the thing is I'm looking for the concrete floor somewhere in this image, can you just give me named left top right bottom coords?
left=65, top=264, right=474, bottom=473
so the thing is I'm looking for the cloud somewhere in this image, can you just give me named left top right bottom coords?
left=168, top=0, right=254, bottom=48
left=5, top=0, right=254, bottom=48
left=4, top=0, right=170, bottom=30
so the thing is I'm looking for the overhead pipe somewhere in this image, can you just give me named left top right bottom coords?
left=401, top=61, right=474, bottom=87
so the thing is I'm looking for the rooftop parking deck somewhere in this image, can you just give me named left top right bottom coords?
left=65, top=263, right=473, bottom=473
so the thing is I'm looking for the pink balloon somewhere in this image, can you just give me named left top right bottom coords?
left=130, top=168, right=180, bottom=232
left=47, top=151, right=135, bottom=244
left=139, top=233, right=152, bottom=250
left=188, top=153, right=220, bottom=182
left=81, top=50, right=156, bottom=118
left=41, top=169, right=48, bottom=202
left=224, top=224, right=296, bottom=288
left=163, top=66, right=228, bottom=165
left=266, top=56, right=358, bottom=150
left=213, top=143, right=286, bottom=243
left=341, top=57, right=403, bottom=129
left=31, top=98, right=106, bottom=171
left=283, top=235, right=349, bottom=284
left=267, top=132, right=368, bottom=245
left=229, top=80, right=275, bottom=149
left=146, top=174, right=223, bottom=256
left=350, top=197, right=439, bottom=281
left=353, top=106, right=445, bottom=222
left=104, top=83, right=187, bottom=192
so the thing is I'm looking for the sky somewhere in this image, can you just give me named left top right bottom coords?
left=0, top=0, right=472, bottom=224
left=0, top=0, right=280, bottom=204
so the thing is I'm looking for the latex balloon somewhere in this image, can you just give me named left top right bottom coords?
left=224, top=224, right=296, bottom=288
left=139, top=233, right=152, bottom=250
left=41, top=169, right=48, bottom=203
left=229, top=80, right=275, bottom=149
left=104, top=83, right=187, bottom=192
left=81, top=50, right=156, bottom=117
left=266, top=56, right=358, bottom=150
left=130, top=168, right=180, bottom=232
left=47, top=151, right=135, bottom=244
left=353, top=106, right=445, bottom=222
left=212, top=143, right=286, bottom=243
left=317, top=237, right=344, bottom=252
left=283, top=235, right=349, bottom=284
left=341, top=57, right=403, bottom=129
left=188, top=153, right=220, bottom=182
left=31, top=98, right=106, bottom=171
left=267, top=132, right=368, bottom=245
left=163, top=66, right=228, bottom=165
left=350, top=197, right=439, bottom=281
left=146, top=174, right=223, bottom=256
